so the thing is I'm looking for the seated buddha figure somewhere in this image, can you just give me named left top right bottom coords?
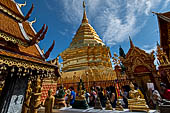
left=128, top=82, right=149, bottom=112
left=72, top=79, right=88, bottom=109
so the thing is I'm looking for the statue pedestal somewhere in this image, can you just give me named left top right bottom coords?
left=55, top=98, right=66, bottom=109
left=72, top=99, right=88, bottom=109
left=128, top=99, right=149, bottom=112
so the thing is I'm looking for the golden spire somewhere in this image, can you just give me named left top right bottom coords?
left=18, top=1, right=26, bottom=8
left=82, top=1, right=88, bottom=23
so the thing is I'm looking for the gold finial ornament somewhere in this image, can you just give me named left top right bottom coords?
left=18, top=1, right=26, bottom=8
left=82, top=1, right=88, bottom=23
left=83, top=1, right=86, bottom=8
left=30, top=18, right=36, bottom=25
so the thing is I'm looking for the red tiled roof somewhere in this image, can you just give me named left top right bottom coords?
left=0, top=0, right=23, bottom=18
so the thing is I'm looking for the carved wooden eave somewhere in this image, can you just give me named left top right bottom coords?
left=0, top=51, right=56, bottom=75
left=123, top=47, right=154, bottom=63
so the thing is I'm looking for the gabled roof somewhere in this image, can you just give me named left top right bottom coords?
left=0, top=13, right=26, bottom=42
left=0, top=0, right=24, bottom=19
left=22, top=21, right=36, bottom=37
left=155, top=11, right=170, bottom=22
left=0, top=0, right=52, bottom=60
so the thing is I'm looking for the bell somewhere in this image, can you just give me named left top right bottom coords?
left=11, top=67, right=15, bottom=73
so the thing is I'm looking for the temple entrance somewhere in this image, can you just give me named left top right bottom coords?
left=134, top=65, right=151, bottom=89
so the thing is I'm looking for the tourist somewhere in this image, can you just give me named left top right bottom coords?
left=109, top=86, right=117, bottom=108
left=98, top=87, right=105, bottom=107
left=89, top=87, right=96, bottom=107
left=160, top=83, right=170, bottom=100
left=65, top=89, right=71, bottom=107
left=69, top=86, right=76, bottom=105
left=121, top=86, right=129, bottom=108
left=85, top=90, right=90, bottom=104
left=152, top=90, right=162, bottom=109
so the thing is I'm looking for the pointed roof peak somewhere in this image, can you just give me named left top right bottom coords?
left=157, top=41, right=160, bottom=47
left=82, top=1, right=88, bottom=23
left=129, top=36, right=135, bottom=48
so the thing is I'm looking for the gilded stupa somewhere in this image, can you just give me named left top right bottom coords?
left=58, top=1, right=116, bottom=89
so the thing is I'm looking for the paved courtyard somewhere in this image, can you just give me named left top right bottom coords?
left=38, top=107, right=157, bottom=113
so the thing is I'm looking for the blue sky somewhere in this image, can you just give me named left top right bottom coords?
left=15, top=0, right=170, bottom=62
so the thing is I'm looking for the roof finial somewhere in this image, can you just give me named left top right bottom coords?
left=18, top=1, right=26, bottom=8
left=83, top=0, right=86, bottom=8
left=82, top=0, right=88, bottom=23
left=30, top=18, right=36, bottom=25
left=129, top=36, right=135, bottom=48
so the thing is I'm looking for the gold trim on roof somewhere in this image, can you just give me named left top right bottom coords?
left=0, top=31, right=28, bottom=46
left=0, top=5, right=23, bottom=22
left=0, top=55, right=55, bottom=72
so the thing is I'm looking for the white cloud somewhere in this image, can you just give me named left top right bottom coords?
left=52, top=0, right=165, bottom=46
left=160, top=0, right=170, bottom=11
left=143, top=45, right=157, bottom=53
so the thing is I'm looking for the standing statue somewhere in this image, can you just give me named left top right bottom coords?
left=43, top=89, right=55, bottom=113
left=128, top=82, right=149, bottom=112
left=22, top=81, right=32, bottom=113
left=29, top=76, right=42, bottom=113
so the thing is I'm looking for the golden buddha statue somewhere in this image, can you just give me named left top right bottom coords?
left=43, top=89, right=55, bottom=113
left=76, top=83, right=86, bottom=100
left=105, top=97, right=113, bottom=110
left=128, top=82, right=149, bottom=112
left=72, top=79, right=88, bottom=109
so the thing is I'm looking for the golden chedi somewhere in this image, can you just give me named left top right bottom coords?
left=59, top=1, right=116, bottom=90
left=128, top=82, right=149, bottom=112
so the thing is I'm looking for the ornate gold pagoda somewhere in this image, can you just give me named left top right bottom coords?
left=58, top=1, right=116, bottom=90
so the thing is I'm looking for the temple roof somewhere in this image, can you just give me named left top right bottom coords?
left=154, top=11, right=170, bottom=22
left=0, top=0, right=24, bottom=19
left=69, top=2, right=104, bottom=48
left=0, top=0, right=55, bottom=61
left=0, top=49, right=51, bottom=66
